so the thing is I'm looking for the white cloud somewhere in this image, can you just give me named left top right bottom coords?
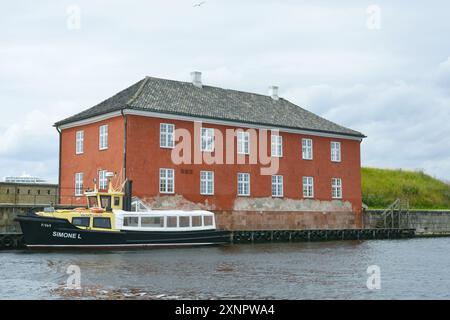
left=0, top=1, right=450, bottom=181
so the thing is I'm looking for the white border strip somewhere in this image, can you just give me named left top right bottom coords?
left=58, top=109, right=363, bottom=141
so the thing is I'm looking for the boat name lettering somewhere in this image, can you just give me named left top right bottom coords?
left=52, top=231, right=82, bottom=240
left=41, top=223, right=52, bottom=228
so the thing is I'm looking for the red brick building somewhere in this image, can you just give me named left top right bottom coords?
left=55, top=72, right=365, bottom=230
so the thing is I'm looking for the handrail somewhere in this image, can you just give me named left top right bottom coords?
left=378, top=198, right=410, bottom=229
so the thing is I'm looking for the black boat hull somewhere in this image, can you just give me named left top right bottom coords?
left=15, top=215, right=231, bottom=249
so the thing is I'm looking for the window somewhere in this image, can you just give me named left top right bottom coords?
left=237, top=131, right=250, bottom=155
left=272, top=175, right=283, bottom=197
left=303, top=177, right=314, bottom=198
left=72, top=217, right=90, bottom=228
left=75, top=173, right=83, bottom=196
left=237, top=173, right=250, bottom=196
left=100, top=195, right=112, bottom=209
left=179, top=216, right=190, bottom=228
left=201, top=128, right=214, bottom=152
left=200, top=171, right=214, bottom=195
left=160, top=168, right=175, bottom=193
left=271, top=135, right=283, bottom=157
left=88, top=196, right=98, bottom=208
left=192, top=216, right=202, bottom=227
left=160, top=123, right=175, bottom=148
left=331, top=141, right=341, bottom=162
left=114, top=197, right=120, bottom=206
left=99, top=125, right=108, bottom=150
left=93, top=217, right=111, bottom=229
left=302, top=138, right=313, bottom=160
left=141, top=217, right=164, bottom=228
left=204, top=216, right=213, bottom=226
left=76, top=130, right=84, bottom=154
left=332, top=178, right=343, bottom=199
left=99, top=170, right=108, bottom=190
left=167, top=216, right=178, bottom=228
left=123, top=217, right=139, bottom=227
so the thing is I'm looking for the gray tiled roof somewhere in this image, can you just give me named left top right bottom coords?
left=55, top=76, right=365, bottom=138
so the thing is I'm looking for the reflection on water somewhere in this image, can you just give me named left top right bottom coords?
left=1, top=238, right=450, bottom=299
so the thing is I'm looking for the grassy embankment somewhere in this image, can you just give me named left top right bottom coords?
left=361, top=167, right=450, bottom=210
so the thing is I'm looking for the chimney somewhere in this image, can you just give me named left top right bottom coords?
left=191, top=71, right=202, bottom=88
left=269, top=86, right=279, bottom=101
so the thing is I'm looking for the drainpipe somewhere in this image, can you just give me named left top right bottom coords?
left=121, top=109, right=127, bottom=180
left=56, top=126, right=62, bottom=205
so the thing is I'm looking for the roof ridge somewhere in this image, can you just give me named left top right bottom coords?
left=143, top=75, right=278, bottom=100
left=126, top=76, right=149, bottom=107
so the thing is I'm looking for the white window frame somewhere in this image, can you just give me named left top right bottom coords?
left=76, top=130, right=84, bottom=155
left=99, top=170, right=108, bottom=190
left=271, top=135, right=283, bottom=157
left=331, top=141, right=341, bottom=162
left=160, top=123, right=175, bottom=149
left=200, top=171, right=214, bottom=195
left=75, top=173, right=83, bottom=196
left=332, top=178, right=343, bottom=199
left=272, top=175, right=283, bottom=197
left=237, top=131, right=250, bottom=155
left=99, top=125, right=108, bottom=150
left=303, top=176, right=314, bottom=198
left=237, top=173, right=250, bottom=196
left=160, top=168, right=175, bottom=194
left=302, top=138, right=313, bottom=160
left=201, top=127, right=215, bottom=152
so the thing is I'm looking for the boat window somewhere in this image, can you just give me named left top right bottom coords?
left=114, top=196, right=120, bottom=206
left=179, top=216, right=190, bottom=228
left=72, top=217, right=90, bottom=227
left=167, top=216, right=177, bottom=228
left=123, top=217, right=139, bottom=227
left=204, top=215, right=213, bottom=226
left=88, top=196, right=98, bottom=208
left=100, top=196, right=112, bottom=209
left=93, top=217, right=111, bottom=229
left=192, top=216, right=202, bottom=227
left=141, top=217, right=164, bottom=228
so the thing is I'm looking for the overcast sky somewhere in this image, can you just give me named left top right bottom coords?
left=1, top=0, right=449, bottom=183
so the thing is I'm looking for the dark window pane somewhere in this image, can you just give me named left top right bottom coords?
left=72, top=217, right=90, bottom=227
left=167, top=216, right=177, bottom=228
left=123, top=217, right=139, bottom=227
left=204, top=216, right=213, bottom=226
left=93, top=217, right=111, bottom=229
left=100, top=196, right=112, bottom=208
left=141, top=217, right=163, bottom=228
left=179, top=216, right=190, bottom=227
left=192, top=216, right=202, bottom=227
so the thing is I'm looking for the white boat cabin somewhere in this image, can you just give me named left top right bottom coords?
left=114, top=210, right=217, bottom=232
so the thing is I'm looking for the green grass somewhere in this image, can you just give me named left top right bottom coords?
left=362, top=167, right=450, bottom=210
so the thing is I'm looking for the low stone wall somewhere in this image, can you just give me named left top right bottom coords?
left=0, top=207, right=25, bottom=233
left=364, top=210, right=450, bottom=235
left=214, top=210, right=359, bottom=230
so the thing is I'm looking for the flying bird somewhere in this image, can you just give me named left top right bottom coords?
left=193, top=1, right=206, bottom=7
